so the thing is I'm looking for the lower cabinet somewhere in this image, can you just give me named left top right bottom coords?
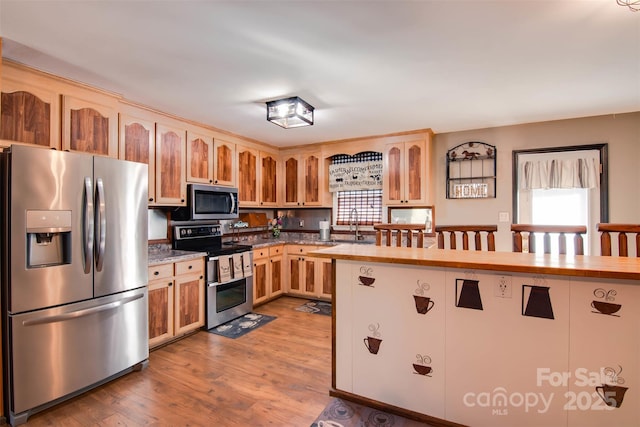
left=148, top=258, right=205, bottom=349
left=286, top=245, right=332, bottom=300
left=253, top=245, right=284, bottom=305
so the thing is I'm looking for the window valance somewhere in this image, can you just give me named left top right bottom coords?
left=328, top=160, right=383, bottom=192
left=520, top=158, right=599, bottom=190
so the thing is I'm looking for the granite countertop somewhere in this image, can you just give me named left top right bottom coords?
left=148, top=249, right=208, bottom=266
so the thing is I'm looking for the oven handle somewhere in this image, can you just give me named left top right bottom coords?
left=208, top=277, right=246, bottom=288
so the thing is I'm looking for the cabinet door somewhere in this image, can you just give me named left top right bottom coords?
left=186, top=130, right=213, bottom=184
left=237, top=145, right=259, bottom=206
left=288, top=255, right=303, bottom=294
left=404, top=141, right=426, bottom=204
left=62, top=95, right=118, bottom=157
left=303, top=153, right=322, bottom=206
left=253, top=256, right=269, bottom=305
left=213, top=139, right=236, bottom=186
left=174, top=272, right=205, bottom=335
left=303, top=257, right=316, bottom=295
left=283, top=155, right=300, bottom=206
left=0, top=77, right=60, bottom=149
left=383, top=140, right=427, bottom=205
left=260, top=152, right=278, bottom=206
left=316, top=257, right=333, bottom=300
left=148, top=278, right=174, bottom=348
left=155, top=123, right=186, bottom=205
left=270, top=255, right=284, bottom=297
left=119, top=114, right=155, bottom=204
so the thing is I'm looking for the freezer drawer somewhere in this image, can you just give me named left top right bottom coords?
left=7, top=287, right=149, bottom=418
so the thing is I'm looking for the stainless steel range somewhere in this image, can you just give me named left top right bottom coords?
left=173, top=225, right=253, bottom=329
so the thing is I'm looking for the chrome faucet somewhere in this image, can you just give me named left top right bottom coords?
left=349, top=207, right=364, bottom=240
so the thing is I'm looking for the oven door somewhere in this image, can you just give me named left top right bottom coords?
left=206, top=254, right=253, bottom=329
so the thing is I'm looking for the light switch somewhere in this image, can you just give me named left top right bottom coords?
left=499, top=212, right=510, bottom=222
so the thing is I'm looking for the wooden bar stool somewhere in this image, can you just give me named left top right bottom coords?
left=597, top=223, right=640, bottom=257
left=511, top=224, right=586, bottom=255
left=435, top=225, right=497, bottom=251
left=373, top=224, right=426, bottom=248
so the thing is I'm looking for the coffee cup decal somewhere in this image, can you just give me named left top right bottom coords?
left=358, top=266, right=375, bottom=287
left=596, top=365, right=627, bottom=408
left=414, top=280, right=434, bottom=314
left=363, top=323, right=382, bottom=354
left=592, top=288, right=622, bottom=316
left=413, top=354, right=432, bottom=376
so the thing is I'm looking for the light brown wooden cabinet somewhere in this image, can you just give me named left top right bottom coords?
left=260, top=151, right=278, bottom=206
left=282, top=152, right=324, bottom=207
left=155, top=123, right=186, bottom=205
left=213, top=138, right=236, bottom=186
left=148, top=258, right=204, bottom=349
left=237, top=145, right=259, bottom=205
left=237, top=146, right=279, bottom=206
left=186, top=130, right=213, bottom=184
left=119, top=113, right=156, bottom=203
left=253, top=245, right=284, bottom=305
left=383, top=140, right=428, bottom=205
left=0, top=62, right=61, bottom=150
left=62, top=95, right=118, bottom=157
left=286, top=245, right=332, bottom=300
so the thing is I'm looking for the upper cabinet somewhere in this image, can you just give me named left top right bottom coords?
left=0, top=78, right=60, bottom=150
left=237, top=145, right=279, bottom=206
left=119, top=113, right=156, bottom=203
left=282, top=151, right=324, bottom=207
left=383, top=139, right=428, bottom=205
left=155, top=122, right=186, bottom=206
left=62, top=95, right=118, bottom=157
left=260, top=151, right=278, bottom=207
left=237, top=145, right=259, bottom=206
left=213, top=138, right=236, bottom=187
left=186, top=130, right=214, bottom=184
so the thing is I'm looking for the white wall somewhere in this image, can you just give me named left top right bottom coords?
left=433, top=112, right=640, bottom=252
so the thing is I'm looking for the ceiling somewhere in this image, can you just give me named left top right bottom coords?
left=0, top=1, right=638, bottom=148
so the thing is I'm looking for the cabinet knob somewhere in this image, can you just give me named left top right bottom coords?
left=210, top=180, right=214, bottom=183
left=154, top=271, right=159, bottom=276
left=200, top=275, right=203, bottom=279
left=149, top=198, right=154, bottom=202
left=188, top=265, right=193, bottom=269
left=181, top=199, right=185, bottom=203
left=168, top=282, right=172, bottom=286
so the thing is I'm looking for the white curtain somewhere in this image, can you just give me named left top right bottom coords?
left=520, top=158, right=599, bottom=190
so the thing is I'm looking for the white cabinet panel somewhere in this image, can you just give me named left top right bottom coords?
left=445, top=270, right=570, bottom=427
left=568, top=279, right=640, bottom=427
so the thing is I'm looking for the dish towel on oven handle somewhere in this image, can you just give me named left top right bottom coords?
left=232, top=253, right=244, bottom=279
left=218, top=255, right=232, bottom=283
left=242, top=253, right=253, bottom=277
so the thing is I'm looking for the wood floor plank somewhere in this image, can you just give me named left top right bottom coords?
left=20, top=297, right=332, bottom=427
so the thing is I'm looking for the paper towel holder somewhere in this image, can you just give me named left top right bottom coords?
left=319, top=220, right=330, bottom=241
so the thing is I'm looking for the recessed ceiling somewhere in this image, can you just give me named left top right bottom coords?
left=1, top=1, right=638, bottom=147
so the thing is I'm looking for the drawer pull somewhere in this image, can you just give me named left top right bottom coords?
left=188, top=265, right=193, bottom=269
left=154, top=271, right=159, bottom=276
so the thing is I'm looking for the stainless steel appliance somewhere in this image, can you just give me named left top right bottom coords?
left=173, top=225, right=253, bottom=328
left=172, top=184, right=239, bottom=220
left=1, top=145, right=149, bottom=426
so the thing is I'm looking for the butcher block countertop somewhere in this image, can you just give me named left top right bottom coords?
left=311, top=244, right=640, bottom=281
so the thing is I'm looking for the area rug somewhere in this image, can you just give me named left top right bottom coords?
left=311, top=398, right=434, bottom=426
left=207, top=313, right=276, bottom=339
left=295, top=300, right=332, bottom=316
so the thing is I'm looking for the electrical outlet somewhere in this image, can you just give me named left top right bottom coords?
left=299, top=220, right=304, bottom=227
left=495, top=275, right=512, bottom=298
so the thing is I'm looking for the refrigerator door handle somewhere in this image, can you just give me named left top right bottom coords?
left=95, top=177, right=106, bottom=271
left=21, top=293, right=144, bottom=326
left=83, top=176, right=94, bottom=274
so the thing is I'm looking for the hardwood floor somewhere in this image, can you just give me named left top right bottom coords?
left=20, top=297, right=332, bottom=426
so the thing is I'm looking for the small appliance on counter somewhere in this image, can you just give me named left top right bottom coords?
left=319, top=220, right=330, bottom=241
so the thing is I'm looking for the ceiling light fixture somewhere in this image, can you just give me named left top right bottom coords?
left=266, top=96, right=314, bottom=128
left=617, top=0, right=639, bottom=11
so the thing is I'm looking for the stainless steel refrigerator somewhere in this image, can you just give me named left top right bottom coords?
left=0, top=145, right=149, bottom=426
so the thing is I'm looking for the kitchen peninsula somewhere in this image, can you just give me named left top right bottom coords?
left=312, top=245, right=640, bottom=427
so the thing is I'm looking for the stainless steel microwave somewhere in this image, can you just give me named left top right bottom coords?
left=173, top=184, right=238, bottom=220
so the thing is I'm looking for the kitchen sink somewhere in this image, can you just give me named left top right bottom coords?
left=328, top=238, right=374, bottom=245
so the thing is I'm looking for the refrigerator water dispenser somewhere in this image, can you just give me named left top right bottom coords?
left=26, top=210, right=72, bottom=268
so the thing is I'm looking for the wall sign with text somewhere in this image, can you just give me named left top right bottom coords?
left=446, top=141, right=497, bottom=199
